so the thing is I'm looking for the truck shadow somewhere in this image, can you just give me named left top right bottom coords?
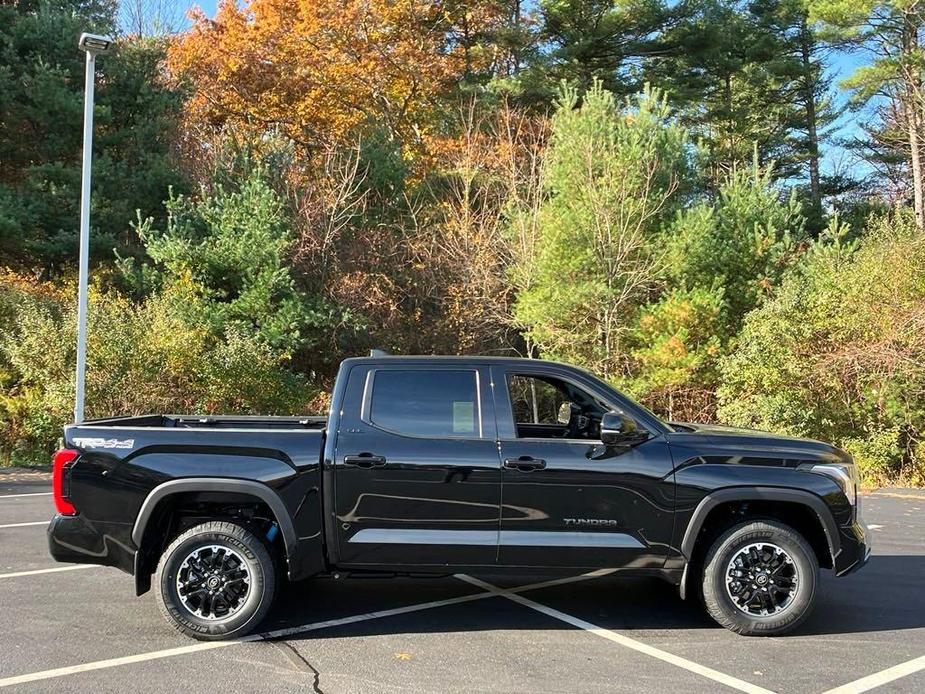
left=263, top=554, right=924, bottom=640
left=800, top=554, right=925, bottom=636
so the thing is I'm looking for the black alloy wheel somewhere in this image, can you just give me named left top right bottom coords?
left=175, top=543, right=252, bottom=621
left=155, top=521, right=276, bottom=640
left=702, top=520, right=818, bottom=636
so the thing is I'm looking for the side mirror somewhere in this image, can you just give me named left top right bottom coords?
left=600, top=411, right=647, bottom=446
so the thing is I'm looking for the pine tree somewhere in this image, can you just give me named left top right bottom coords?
left=751, top=0, right=838, bottom=231
left=517, top=0, right=673, bottom=102
left=810, top=0, right=925, bottom=227
left=514, top=83, right=691, bottom=379
left=0, top=1, right=185, bottom=270
left=647, top=0, right=811, bottom=187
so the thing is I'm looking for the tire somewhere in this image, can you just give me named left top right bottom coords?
left=155, top=521, right=276, bottom=641
left=701, top=520, right=818, bottom=636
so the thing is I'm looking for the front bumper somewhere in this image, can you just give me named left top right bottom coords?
left=833, top=517, right=871, bottom=576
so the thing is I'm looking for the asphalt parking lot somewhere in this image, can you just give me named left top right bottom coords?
left=1, top=469, right=923, bottom=694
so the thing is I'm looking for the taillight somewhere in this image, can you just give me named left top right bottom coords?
left=52, top=449, right=79, bottom=515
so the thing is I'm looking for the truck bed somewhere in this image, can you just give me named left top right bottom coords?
left=56, top=412, right=330, bottom=583
left=79, top=414, right=328, bottom=430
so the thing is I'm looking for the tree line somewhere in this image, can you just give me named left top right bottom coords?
left=1, top=0, right=924, bottom=485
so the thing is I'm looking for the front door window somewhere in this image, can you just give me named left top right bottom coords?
left=506, top=373, right=606, bottom=440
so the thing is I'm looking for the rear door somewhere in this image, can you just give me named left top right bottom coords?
left=331, top=363, right=501, bottom=568
left=492, top=364, right=676, bottom=569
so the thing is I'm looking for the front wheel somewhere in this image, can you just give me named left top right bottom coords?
left=702, top=520, right=818, bottom=636
left=155, top=521, right=276, bottom=640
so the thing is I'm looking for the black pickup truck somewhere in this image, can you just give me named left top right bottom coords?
left=48, top=355, right=869, bottom=640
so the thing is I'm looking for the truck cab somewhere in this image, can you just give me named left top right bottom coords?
left=324, top=356, right=676, bottom=572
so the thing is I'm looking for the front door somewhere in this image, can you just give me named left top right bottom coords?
left=492, top=365, right=675, bottom=569
left=332, top=363, right=501, bottom=568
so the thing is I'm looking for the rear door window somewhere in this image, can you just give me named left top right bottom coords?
left=368, top=369, right=481, bottom=438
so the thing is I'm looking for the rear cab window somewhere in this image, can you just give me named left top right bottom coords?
left=366, top=369, right=482, bottom=438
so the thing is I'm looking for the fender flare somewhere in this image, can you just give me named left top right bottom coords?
left=680, top=486, right=841, bottom=562
left=131, top=477, right=298, bottom=563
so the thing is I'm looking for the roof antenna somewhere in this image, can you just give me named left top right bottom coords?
left=369, top=348, right=391, bottom=357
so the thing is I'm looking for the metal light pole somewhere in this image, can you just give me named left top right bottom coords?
left=74, top=33, right=113, bottom=423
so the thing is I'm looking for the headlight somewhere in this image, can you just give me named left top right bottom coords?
left=800, top=463, right=858, bottom=506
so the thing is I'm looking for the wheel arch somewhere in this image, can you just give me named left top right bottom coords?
left=132, top=478, right=298, bottom=594
left=678, top=487, right=839, bottom=600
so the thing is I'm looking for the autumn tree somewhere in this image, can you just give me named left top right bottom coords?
left=168, top=0, right=514, bottom=161
left=444, top=0, right=541, bottom=87
left=415, top=100, right=548, bottom=354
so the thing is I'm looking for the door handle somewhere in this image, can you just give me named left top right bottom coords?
left=503, top=457, right=547, bottom=472
left=344, top=454, right=387, bottom=468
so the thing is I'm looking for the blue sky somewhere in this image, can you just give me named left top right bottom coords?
left=181, top=0, right=216, bottom=17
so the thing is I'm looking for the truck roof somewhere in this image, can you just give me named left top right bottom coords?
left=342, top=355, right=573, bottom=369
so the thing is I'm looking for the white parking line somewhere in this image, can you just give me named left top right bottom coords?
left=0, top=492, right=51, bottom=499
left=0, top=565, right=97, bottom=580
left=0, top=521, right=47, bottom=529
left=457, top=574, right=776, bottom=694
left=822, top=654, right=925, bottom=693
left=0, top=641, right=234, bottom=688
left=509, top=568, right=616, bottom=592
left=0, top=570, right=607, bottom=688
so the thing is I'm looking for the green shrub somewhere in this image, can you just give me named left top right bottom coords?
left=513, top=83, right=692, bottom=380
left=665, top=160, right=804, bottom=332
left=623, top=286, right=724, bottom=421
left=840, top=428, right=908, bottom=488
left=0, top=272, right=315, bottom=467
left=718, top=211, right=925, bottom=486
left=131, top=168, right=335, bottom=353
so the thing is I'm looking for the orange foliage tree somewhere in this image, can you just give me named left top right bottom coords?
left=168, top=0, right=511, bottom=158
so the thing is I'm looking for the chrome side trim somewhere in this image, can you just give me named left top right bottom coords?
left=501, top=530, right=644, bottom=548
left=349, top=529, right=498, bottom=545
left=347, top=528, right=645, bottom=548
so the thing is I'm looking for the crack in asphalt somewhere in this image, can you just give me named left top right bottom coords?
left=271, top=640, right=325, bottom=694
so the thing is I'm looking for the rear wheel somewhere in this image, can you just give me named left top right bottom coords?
left=155, top=521, right=276, bottom=640
left=702, top=520, right=818, bottom=636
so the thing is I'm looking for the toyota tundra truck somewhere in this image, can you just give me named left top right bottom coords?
left=48, top=355, right=870, bottom=640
